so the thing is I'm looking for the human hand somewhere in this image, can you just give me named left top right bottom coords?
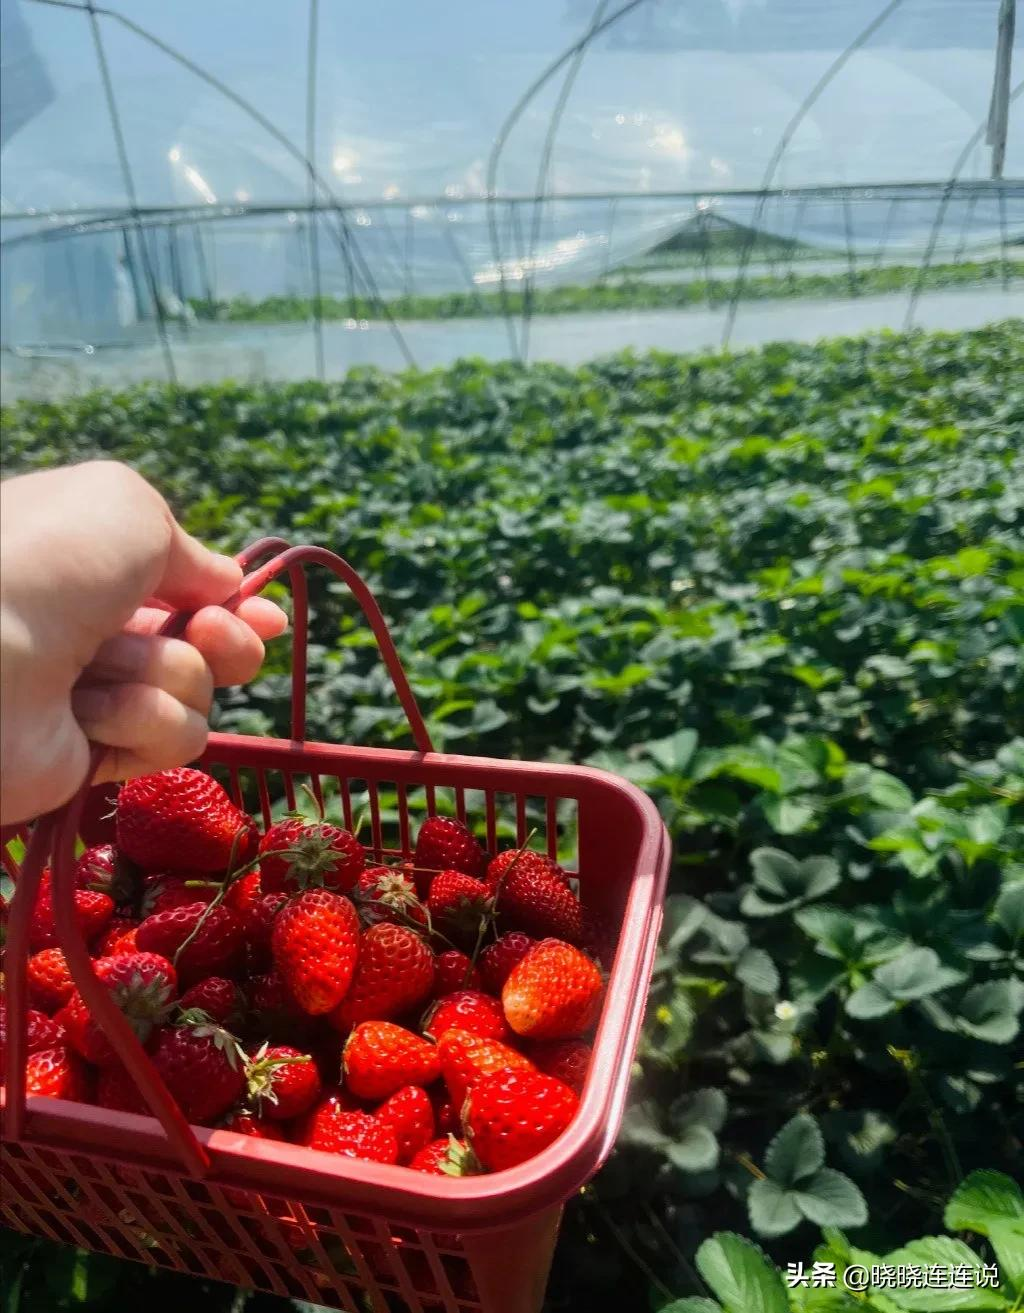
left=0, top=461, right=288, bottom=826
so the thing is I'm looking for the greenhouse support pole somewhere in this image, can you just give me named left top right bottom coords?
left=987, top=0, right=1015, bottom=179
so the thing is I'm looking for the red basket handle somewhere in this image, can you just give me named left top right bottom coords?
left=3, top=542, right=433, bottom=1175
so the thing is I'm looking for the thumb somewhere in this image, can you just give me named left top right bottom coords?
left=150, top=520, right=243, bottom=612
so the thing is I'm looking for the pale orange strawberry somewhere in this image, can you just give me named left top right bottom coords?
left=435, top=1028, right=535, bottom=1112
left=342, top=1022, right=439, bottom=1101
left=463, top=1069, right=578, bottom=1172
left=271, top=889, right=360, bottom=1015
left=328, top=923, right=435, bottom=1032
left=501, top=939, right=603, bottom=1040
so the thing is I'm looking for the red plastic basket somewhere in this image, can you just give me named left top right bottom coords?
left=1, top=540, right=669, bottom=1313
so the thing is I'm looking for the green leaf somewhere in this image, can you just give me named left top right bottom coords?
left=955, top=982, right=1021, bottom=1044
left=747, top=1178, right=803, bottom=1237
left=866, top=770, right=915, bottom=810
left=667, top=1125, right=721, bottom=1173
left=793, top=1169, right=868, bottom=1228
left=874, top=948, right=965, bottom=1001
left=657, top=1300, right=722, bottom=1313
left=988, top=1221, right=1024, bottom=1293
left=735, top=948, right=781, bottom=995
left=647, top=728, right=699, bottom=775
left=845, top=982, right=896, bottom=1019
left=749, top=848, right=802, bottom=897
left=764, top=1114, right=824, bottom=1187
left=944, top=1170, right=1024, bottom=1233
left=880, top=1236, right=1008, bottom=1309
left=671, top=1088, right=729, bottom=1135
left=994, top=884, right=1024, bottom=941
left=762, top=796, right=816, bottom=834
left=695, top=1233, right=789, bottom=1313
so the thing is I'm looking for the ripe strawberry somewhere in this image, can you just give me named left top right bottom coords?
left=356, top=864, right=426, bottom=927
left=74, top=844, right=136, bottom=905
left=580, top=907, right=618, bottom=969
left=487, top=856, right=582, bottom=945
left=149, top=1017, right=246, bottom=1123
left=432, top=949, right=481, bottom=997
left=142, top=874, right=219, bottom=917
left=25, top=1047, right=87, bottom=1101
left=95, top=1061, right=147, bottom=1114
left=272, top=889, right=360, bottom=1016
left=26, top=947, right=76, bottom=1013
left=478, top=932, right=535, bottom=994
left=116, top=768, right=255, bottom=873
left=136, top=901, right=245, bottom=987
left=486, top=849, right=570, bottom=888
left=59, top=952, right=178, bottom=1064
left=409, top=1135, right=477, bottom=1176
left=95, top=916, right=140, bottom=958
left=299, top=1106, right=398, bottom=1164
left=502, top=939, right=603, bottom=1041
left=226, top=873, right=286, bottom=973
left=30, top=872, right=114, bottom=951
left=179, top=977, right=244, bottom=1028
left=0, top=1007, right=65, bottom=1066
left=329, top=923, right=435, bottom=1032
left=260, top=819, right=364, bottom=895
left=245, top=1043, right=322, bottom=1121
left=414, top=816, right=486, bottom=889
left=221, top=1110, right=286, bottom=1140
left=436, top=1029, right=535, bottom=1112
left=430, top=1085, right=460, bottom=1136
left=343, top=1022, right=439, bottom=1102
left=527, top=1039, right=592, bottom=1095
left=426, top=871, right=492, bottom=947
left=423, top=990, right=511, bottom=1044
left=463, top=1069, right=578, bottom=1172
left=374, top=1084, right=435, bottom=1164
left=246, top=970, right=314, bottom=1043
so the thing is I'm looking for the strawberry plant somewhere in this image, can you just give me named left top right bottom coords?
left=1, top=322, right=1021, bottom=1310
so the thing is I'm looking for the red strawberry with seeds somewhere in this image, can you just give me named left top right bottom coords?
left=356, top=864, right=426, bottom=927
left=271, top=889, right=360, bottom=1016
left=436, top=1028, right=535, bottom=1112
left=142, top=874, right=219, bottom=917
left=526, top=1039, right=592, bottom=1095
left=95, top=1061, right=147, bottom=1114
left=26, top=948, right=76, bottom=1013
left=225, top=872, right=287, bottom=973
left=299, top=1106, right=398, bottom=1163
left=0, top=1007, right=65, bottom=1066
left=487, top=855, right=582, bottom=945
left=95, top=916, right=140, bottom=958
left=329, top=923, right=435, bottom=1032
left=149, top=1015, right=246, bottom=1124
left=245, top=1043, right=322, bottom=1121
left=25, top=1047, right=87, bottom=1101
left=426, top=871, right=492, bottom=947
left=179, top=977, right=244, bottom=1028
left=343, top=1022, right=439, bottom=1102
left=59, top=951, right=178, bottom=1065
left=116, top=768, right=256, bottom=873
left=432, top=949, right=480, bottom=997
left=414, top=816, right=486, bottom=891
left=260, top=819, right=364, bottom=895
left=30, top=872, right=114, bottom=951
left=74, top=844, right=136, bottom=905
left=222, top=1110, right=286, bottom=1140
left=246, top=970, right=314, bottom=1043
left=409, top=1135, right=477, bottom=1176
left=431, top=1091, right=460, bottom=1136
left=374, top=1085, right=435, bottom=1163
left=486, top=849, right=570, bottom=888
left=463, top=1069, right=578, bottom=1172
left=502, top=939, right=603, bottom=1041
left=136, top=901, right=245, bottom=987
left=478, top=932, right=535, bottom=994
left=423, top=990, right=511, bottom=1044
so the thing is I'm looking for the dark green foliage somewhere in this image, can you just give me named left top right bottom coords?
left=2, top=322, right=1022, bottom=1311
left=187, top=260, right=1018, bottom=323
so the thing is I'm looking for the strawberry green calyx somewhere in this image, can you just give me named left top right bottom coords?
left=440, top=1133, right=480, bottom=1177
left=244, top=1042, right=313, bottom=1108
left=282, top=827, right=354, bottom=888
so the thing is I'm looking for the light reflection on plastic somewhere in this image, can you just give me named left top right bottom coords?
left=183, top=165, right=217, bottom=205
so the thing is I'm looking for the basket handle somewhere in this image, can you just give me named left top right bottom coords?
left=3, top=541, right=433, bottom=1175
